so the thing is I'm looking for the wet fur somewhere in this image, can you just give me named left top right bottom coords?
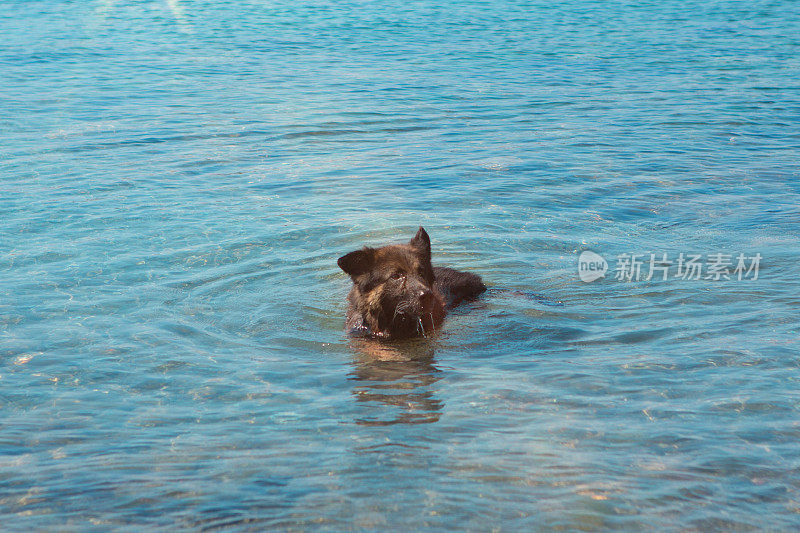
left=338, top=227, right=486, bottom=339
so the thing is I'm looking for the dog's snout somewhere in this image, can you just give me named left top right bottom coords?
left=418, top=289, right=436, bottom=312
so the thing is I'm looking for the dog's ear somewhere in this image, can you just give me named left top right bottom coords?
left=409, top=226, right=431, bottom=258
left=338, top=248, right=375, bottom=277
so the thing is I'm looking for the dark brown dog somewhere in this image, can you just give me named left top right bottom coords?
left=338, top=227, right=486, bottom=339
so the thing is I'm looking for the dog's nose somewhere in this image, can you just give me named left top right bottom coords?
left=418, top=290, right=436, bottom=312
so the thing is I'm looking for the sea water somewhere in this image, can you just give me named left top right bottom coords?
left=2, top=0, right=800, bottom=529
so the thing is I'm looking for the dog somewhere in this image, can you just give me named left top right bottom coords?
left=338, top=227, right=486, bottom=339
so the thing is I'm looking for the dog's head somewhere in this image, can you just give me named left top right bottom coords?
left=338, top=227, right=446, bottom=338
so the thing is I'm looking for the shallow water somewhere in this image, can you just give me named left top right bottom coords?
left=2, top=0, right=800, bottom=530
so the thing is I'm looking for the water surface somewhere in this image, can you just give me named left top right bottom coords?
left=2, top=0, right=800, bottom=530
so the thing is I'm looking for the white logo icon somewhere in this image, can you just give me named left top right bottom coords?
left=578, top=251, right=608, bottom=282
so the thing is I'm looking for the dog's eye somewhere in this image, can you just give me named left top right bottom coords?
left=390, top=271, right=405, bottom=280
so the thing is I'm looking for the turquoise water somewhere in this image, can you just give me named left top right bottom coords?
left=2, top=0, right=800, bottom=529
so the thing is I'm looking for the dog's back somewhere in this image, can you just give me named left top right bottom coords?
left=433, top=266, right=486, bottom=308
